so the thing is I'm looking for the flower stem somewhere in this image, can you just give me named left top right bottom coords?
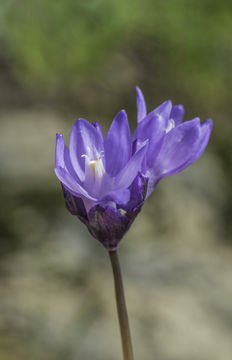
left=109, top=250, right=134, bottom=360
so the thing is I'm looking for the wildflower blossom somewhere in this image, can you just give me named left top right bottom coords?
left=55, top=88, right=212, bottom=249
left=135, top=87, right=213, bottom=196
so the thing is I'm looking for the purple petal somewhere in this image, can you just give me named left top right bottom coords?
left=129, top=173, right=148, bottom=203
left=104, top=110, right=132, bottom=176
left=134, top=112, right=168, bottom=169
left=136, top=95, right=172, bottom=126
left=145, top=169, right=161, bottom=198
left=69, top=118, right=104, bottom=182
left=92, top=121, right=104, bottom=142
left=152, top=99, right=172, bottom=122
left=134, top=100, right=172, bottom=138
left=171, top=118, right=213, bottom=173
left=136, top=86, right=147, bottom=123
left=61, top=185, right=88, bottom=224
left=114, top=141, right=148, bottom=189
left=55, top=134, right=66, bottom=168
left=55, top=134, right=80, bottom=181
left=100, top=189, right=130, bottom=205
left=55, top=166, right=96, bottom=201
left=195, top=118, right=213, bottom=158
left=154, top=118, right=202, bottom=177
left=123, top=172, right=148, bottom=212
left=170, top=105, right=184, bottom=126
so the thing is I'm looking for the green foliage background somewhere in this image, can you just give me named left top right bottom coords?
left=3, top=0, right=232, bottom=97
left=2, top=0, right=231, bottom=191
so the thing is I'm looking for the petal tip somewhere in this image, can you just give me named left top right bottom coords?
left=204, top=118, right=213, bottom=129
left=119, top=109, right=127, bottom=117
left=72, top=118, right=89, bottom=129
left=113, top=109, right=128, bottom=124
left=191, top=117, right=201, bottom=127
left=166, top=99, right=173, bottom=107
left=175, top=104, right=184, bottom=111
left=136, top=86, right=147, bottom=123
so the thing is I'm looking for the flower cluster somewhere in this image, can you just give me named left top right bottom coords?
left=55, top=87, right=212, bottom=250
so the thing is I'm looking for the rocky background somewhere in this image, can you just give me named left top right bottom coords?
left=0, top=1, right=232, bottom=359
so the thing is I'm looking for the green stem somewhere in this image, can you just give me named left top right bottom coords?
left=109, top=250, right=134, bottom=360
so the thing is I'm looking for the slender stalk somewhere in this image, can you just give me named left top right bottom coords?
left=109, top=250, right=134, bottom=360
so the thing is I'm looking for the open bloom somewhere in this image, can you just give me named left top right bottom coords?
left=55, top=87, right=212, bottom=250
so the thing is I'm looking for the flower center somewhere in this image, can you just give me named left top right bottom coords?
left=82, top=150, right=104, bottom=172
left=81, top=147, right=105, bottom=195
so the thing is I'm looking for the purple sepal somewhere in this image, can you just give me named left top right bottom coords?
left=62, top=172, right=148, bottom=250
left=126, top=172, right=148, bottom=211
left=86, top=173, right=148, bottom=251
left=87, top=203, right=133, bottom=250
left=61, top=185, right=88, bottom=224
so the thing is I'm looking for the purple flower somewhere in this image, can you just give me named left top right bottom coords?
left=55, top=87, right=212, bottom=250
left=134, top=87, right=213, bottom=196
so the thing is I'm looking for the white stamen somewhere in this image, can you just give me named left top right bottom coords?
left=155, top=113, right=162, bottom=120
left=166, top=118, right=175, bottom=133
left=81, top=147, right=105, bottom=190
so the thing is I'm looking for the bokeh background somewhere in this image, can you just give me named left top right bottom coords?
left=0, top=1, right=232, bottom=359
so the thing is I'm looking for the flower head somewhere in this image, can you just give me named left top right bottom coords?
left=55, top=87, right=212, bottom=250
left=134, top=87, right=213, bottom=196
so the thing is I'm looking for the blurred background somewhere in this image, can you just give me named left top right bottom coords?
left=0, top=0, right=232, bottom=359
